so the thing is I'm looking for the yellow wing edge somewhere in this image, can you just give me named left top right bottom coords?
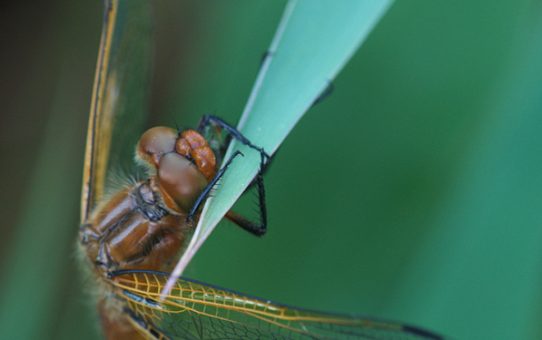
left=81, top=0, right=118, bottom=223
left=108, top=271, right=441, bottom=339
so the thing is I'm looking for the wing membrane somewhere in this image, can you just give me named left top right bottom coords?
left=81, top=0, right=152, bottom=222
left=109, top=271, right=442, bottom=340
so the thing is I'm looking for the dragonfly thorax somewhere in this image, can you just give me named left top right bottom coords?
left=80, top=179, right=191, bottom=275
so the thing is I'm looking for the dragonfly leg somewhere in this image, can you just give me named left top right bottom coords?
left=197, top=115, right=270, bottom=160
left=225, top=160, right=267, bottom=236
left=229, top=147, right=271, bottom=236
left=194, top=115, right=270, bottom=236
left=186, top=150, right=244, bottom=222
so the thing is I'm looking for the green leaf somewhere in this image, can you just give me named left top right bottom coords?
left=168, top=0, right=393, bottom=285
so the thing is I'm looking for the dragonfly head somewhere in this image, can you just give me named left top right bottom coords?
left=136, top=126, right=217, bottom=213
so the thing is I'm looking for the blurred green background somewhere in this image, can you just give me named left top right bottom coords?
left=1, top=1, right=542, bottom=339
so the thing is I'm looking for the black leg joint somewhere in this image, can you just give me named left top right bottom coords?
left=186, top=150, right=244, bottom=222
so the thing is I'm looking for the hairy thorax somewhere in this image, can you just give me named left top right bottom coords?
left=80, top=179, right=190, bottom=276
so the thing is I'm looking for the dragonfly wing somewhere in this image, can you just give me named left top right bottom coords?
left=110, top=270, right=443, bottom=340
left=81, top=0, right=152, bottom=222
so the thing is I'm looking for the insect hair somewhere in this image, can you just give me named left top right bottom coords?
left=91, top=165, right=144, bottom=211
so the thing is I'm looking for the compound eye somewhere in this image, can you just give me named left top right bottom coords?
left=157, top=153, right=208, bottom=212
left=137, top=126, right=177, bottom=168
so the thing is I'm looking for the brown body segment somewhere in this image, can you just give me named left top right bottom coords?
left=81, top=181, right=189, bottom=274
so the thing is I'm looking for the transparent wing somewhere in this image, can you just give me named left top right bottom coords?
left=109, top=270, right=443, bottom=340
left=81, top=0, right=152, bottom=222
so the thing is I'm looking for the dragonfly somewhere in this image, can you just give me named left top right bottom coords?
left=79, top=1, right=444, bottom=339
